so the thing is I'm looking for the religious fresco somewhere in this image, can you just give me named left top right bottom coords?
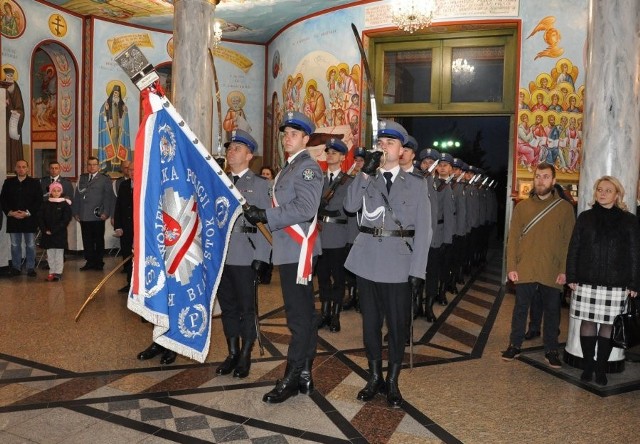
left=517, top=0, right=587, bottom=198
left=41, top=0, right=363, bottom=43
left=0, top=0, right=25, bottom=38
left=267, top=7, right=363, bottom=171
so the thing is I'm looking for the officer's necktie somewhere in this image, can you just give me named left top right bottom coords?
left=233, top=175, right=240, bottom=184
left=284, top=160, right=289, bottom=169
left=88, top=174, right=93, bottom=182
left=383, top=171, right=393, bottom=193
left=329, top=172, right=334, bottom=184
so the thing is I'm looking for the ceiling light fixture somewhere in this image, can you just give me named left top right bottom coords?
left=391, top=0, right=435, bottom=34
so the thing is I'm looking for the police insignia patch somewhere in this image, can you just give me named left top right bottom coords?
left=302, top=168, right=315, bottom=181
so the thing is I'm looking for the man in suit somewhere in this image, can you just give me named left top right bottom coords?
left=40, top=161, right=74, bottom=202
left=244, top=111, right=323, bottom=404
left=72, top=156, right=114, bottom=270
left=214, top=129, right=271, bottom=378
left=113, top=160, right=134, bottom=293
left=0, top=160, right=42, bottom=276
left=316, top=138, right=352, bottom=333
left=344, top=120, right=432, bottom=407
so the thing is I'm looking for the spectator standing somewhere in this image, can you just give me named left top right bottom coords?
left=0, top=160, right=42, bottom=276
left=502, top=162, right=575, bottom=368
left=38, top=182, right=72, bottom=281
left=566, top=176, right=639, bottom=385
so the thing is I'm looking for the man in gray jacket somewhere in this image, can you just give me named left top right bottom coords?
left=215, top=130, right=271, bottom=378
left=344, top=120, right=432, bottom=407
left=244, top=111, right=323, bottom=404
left=72, top=156, right=114, bottom=270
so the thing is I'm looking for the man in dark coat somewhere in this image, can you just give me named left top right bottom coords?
left=113, top=160, right=134, bottom=293
left=0, top=160, right=42, bottom=276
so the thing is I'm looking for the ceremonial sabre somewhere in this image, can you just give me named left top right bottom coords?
left=351, top=24, right=378, bottom=151
left=75, top=255, right=133, bottom=322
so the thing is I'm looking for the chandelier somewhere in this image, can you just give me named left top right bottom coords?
left=391, top=0, right=435, bottom=34
left=451, top=58, right=476, bottom=85
left=212, top=19, right=223, bottom=48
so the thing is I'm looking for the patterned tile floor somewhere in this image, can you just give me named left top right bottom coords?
left=1, top=246, right=640, bottom=443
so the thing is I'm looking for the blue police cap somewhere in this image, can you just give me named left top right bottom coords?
left=419, top=148, right=440, bottom=161
left=403, top=135, right=418, bottom=152
left=224, top=129, right=258, bottom=153
left=324, top=138, right=348, bottom=154
left=460, top=162, right=470, bottom=172
left=279, top=111, right=315, bottom=135
left=354, top=147, right=367, bottom=159
left=378, top=120, right=408, bottom=145
left=439, top=152, right=454, bottom=164
left=468, top=165, right=477, bottom=173
left=452, top=157, right=465, bottom=169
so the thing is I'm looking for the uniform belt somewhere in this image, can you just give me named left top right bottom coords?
left=321, top=216, right=347, bottom=224
left=233, top=226, right=257, bottom=233
left=437, top=219, right=444, bottom=224
left=359, top=226, right=415, bottom=238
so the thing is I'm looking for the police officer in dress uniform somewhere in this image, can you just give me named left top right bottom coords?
left=244, top=111, right=323, bottom=404
left=435, top=153, right=458, bottom=300
left=317, top=138, right=353, bottom=332
left=450, top=158, right=468, bottom=286
left=215, top=130, right=271, bottom=378
left=464, top=166, right=481, bottom=275
left=72, top=156, right=115, bottom=271
left=419, top=148, right=445, bottom=319
left=344, top=120, right=432, bottom=408
left=343, top=147, right=367, bottom=311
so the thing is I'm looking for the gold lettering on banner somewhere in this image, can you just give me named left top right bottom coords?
left=107, top=34, right=154, bottom=54
left=211, top=46, right=254, bottom=73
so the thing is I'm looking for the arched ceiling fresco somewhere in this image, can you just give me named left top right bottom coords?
left=41, top=0, right=371, bottom=44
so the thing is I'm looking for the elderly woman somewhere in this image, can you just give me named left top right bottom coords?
left=566, top=176, right=640, bottom=385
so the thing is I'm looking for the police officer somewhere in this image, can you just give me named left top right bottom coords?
left=344, top=120, right=432, bottom=408
left=317, top=138, right=352, bottom=332
left=450, top=158, right=468, bottom=286
left=419, top=148, right=444, bottom=319
left=244, top=111, right=323, bottom=403
left=434, top=153, right=456, bottom=305
left=215, top=130, right=271, bottom=379
left=464, top=166, right=480, bottom=275
left=343, top=147, right=366, bottom=311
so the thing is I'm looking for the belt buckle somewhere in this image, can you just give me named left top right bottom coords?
left=373, top=227, right=384, bottom=237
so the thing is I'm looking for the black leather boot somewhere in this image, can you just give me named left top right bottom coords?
left=233, top=339, right=254, bottom=378
left=343, top=286, right=356, bottom=310
left=357, top=360, right=385, bottom=401
left=425, top=293, right=437, bottom=323
left=437, top=281, right=448, bottom=306
left=595, top=336, right=612, bottom=386
left=137, top=342, right=165, bottom=360
left=263, top=363, right=301, bottom=403
left=386, top=363, right=403, bottom=408
left=216, top=336, right=240, bottom=375
left=329, top=303, right=341, bottom=332
left=298, top=358, right=314, bottom=394
left=579, top=336, right=596, bottom=382
left=317, top=301, right=331, bottom=329
left=413, top=291, right=424, bottom=319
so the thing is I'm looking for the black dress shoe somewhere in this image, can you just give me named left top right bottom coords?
left=118, top=285, right=131, bottom=293
left=263, top=365, right=301, bottom=404
left=160, top=350, right=177, bottom=365
left=80, top=263, right=92, bottom=271
left=137, top=342, right=165, bottom=360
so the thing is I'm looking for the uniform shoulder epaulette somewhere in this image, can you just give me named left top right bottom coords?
left=408, top=171, right=424, bottom=179
left=253, top=174, right=267, bottom=180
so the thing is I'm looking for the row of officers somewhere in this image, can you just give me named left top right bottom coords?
left=138, top=112, right=497, bottom=409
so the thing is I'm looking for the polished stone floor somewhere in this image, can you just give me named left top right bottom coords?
left=1, top=247, right=640, bottom=443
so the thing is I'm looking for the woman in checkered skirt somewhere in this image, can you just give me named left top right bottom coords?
left=566, top=176, right=640, bottom=385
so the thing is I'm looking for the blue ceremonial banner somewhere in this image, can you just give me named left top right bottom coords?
left=128, top=91, right=245, bottom=363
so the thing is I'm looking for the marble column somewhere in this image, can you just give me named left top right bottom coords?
left=578, top=0, right=640, bottom=213
left=565, top=0, right=640, bottom=372
left=172, top=0, right=217, bottom=152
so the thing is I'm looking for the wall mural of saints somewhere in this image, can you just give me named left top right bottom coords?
left=222, top=90, right=251, bottom=140
left=98, top=80, right=131, bottom=175
left=517, top=57, right=583, bottom=176
left=274, top=51, right=362, bottom=171
left=0, top=0, right=25, bottom=38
